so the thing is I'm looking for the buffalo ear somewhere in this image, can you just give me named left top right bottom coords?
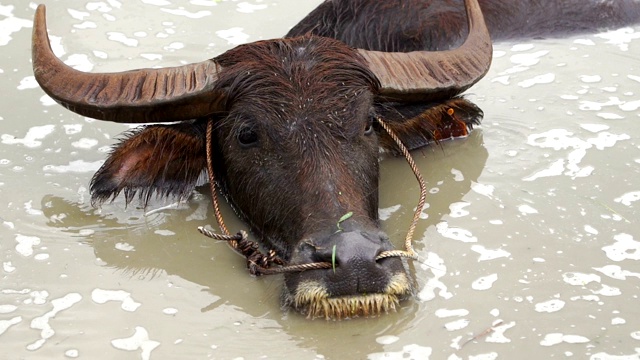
left=90, top=120, right=208, bottom=206
left=376, top=97, right=483, bottom=155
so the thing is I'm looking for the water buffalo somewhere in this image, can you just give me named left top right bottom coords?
left=32, top=0, right=640, bottom=319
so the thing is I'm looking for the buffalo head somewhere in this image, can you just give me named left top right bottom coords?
left=32, top=0, right=492, bottom=319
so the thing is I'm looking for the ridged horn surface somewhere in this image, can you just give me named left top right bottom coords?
left=358, top=0, right=493, bottom=102
left=32, top=5, right=226, bottom=123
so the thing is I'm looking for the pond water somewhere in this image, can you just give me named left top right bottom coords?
left=1, top=1, right=639, bottom=359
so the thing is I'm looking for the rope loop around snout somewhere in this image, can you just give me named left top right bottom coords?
left=200, top=117, right=425, bottom=275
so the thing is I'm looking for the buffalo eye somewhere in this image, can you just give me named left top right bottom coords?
left=237, top=126, right=259, bottom=148
left=364, top=116, right=374, bottom=136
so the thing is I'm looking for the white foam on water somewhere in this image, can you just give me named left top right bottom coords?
left=236, top=2, right=268, bottom=14
left=379, top=204, right=401, bottom=221
left=524, top=127, right=629, bottom=181
left=216, top=27, right=249, bottom=45
left=0, top=305, right=17, bottom=313
left=375, top=335, right=399, bottom=345
left=1, top=125, right=55, bottom=148
left=15, top=234, right=41, bottom=257
left=590, top=350, right=640, bottom=359
left=612, top=317, right=626, bottom=325
left=486, top=321, right=515, bottom=344
left=597, top=113, right=624, bottom=120
left=580, top=75, right=602, bottom=83
left=584, top=225, right=599, bottom=235
left=449, top=202, right=470, bottom=218
left=63, top=124, right=83, bottom=135
left=563, top=272, right=601, bottom=286
left=162, top=307, right=178, bottom=315
left=595, top=27, right=640, bottom=51
left=615, top=191, right=640, bottom=206
left=74, top=21, right=97, bottom=29
left=17, top=76, right=38, bottom=90
left=593, top=284, right=622, bottom=297
left=619, top=99, right=640, bottom=111
left=65, top=349, right=79, bottom=358
left=111, top=326, right=160, bottom=360
left=593, top=265, right=640, bottom=280
left=368, top=344, right=432, bottom=360
left=518, top=73, right=555, bottom=88
left=141, top=53, right=163, bottom=61
left=524, top=159, right=564, bottom=181
left=91, top=288, right=141, bottom=312
left=451, top=168, right=464, bottom=181
left=141, top=0, right=170, bottom=6
left=471, top=182, right=494, bottom=198
left=190, top=0, right=219, bottom=6
left=468, top=352, right=498, bottom=360
left=107, top=32, right=138, bottom=47
left=43, top=160, right=104, bottom=173
left=161, top=8, right=211, bottom=19
left=574, top=39, right=595, bottom=46
left=418, top=251, right=452, bottom=301
left=67, top=8, right=89, bottom=20
left=26, top=293, right=82, bottom=351
left=0, top=5, right=32, bottom=47
left=0, top=316, right=22, bottom=336
left=534, top=299, right=565, bottom=313
left=444, top=319, right=470, bottom=331
left=472, top=274, right=498, bottom=291
left=435, top=308, right=469, bottom=318
left=511, top=44, right=534, bottom=51
left=25, top=290, right=49, bottom=305
left=518, top=204, right=538, bottom=215
left=115, top=242, right=135, bottom=251
left=163, top=41, right=184, bottom=51
left=34, top=253, right=50, bottom=261
left=540, top=333, right=589, bottom=347
left=508, top=50, right=549, bottom=70
left=436, top=222, right=477, bottom=243
left=71, top=138, right=98, bottom=149
left=580, top=97, right=624, bottom=111
left=471, top=245, right=511, bottom=261
left=581, top=124, right=610, bottom=133
left=602, top=233, right=639, bottom=261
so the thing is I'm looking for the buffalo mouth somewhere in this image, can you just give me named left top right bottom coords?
left=284, top=272, right=412, bottom=320
left=280, top=229, right=413, bottom=320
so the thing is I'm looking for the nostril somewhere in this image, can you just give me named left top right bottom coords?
left=311, top=243, right=342, bottom=268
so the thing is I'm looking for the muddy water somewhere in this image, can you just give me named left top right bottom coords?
left=1, top=1, right=639, bottom=359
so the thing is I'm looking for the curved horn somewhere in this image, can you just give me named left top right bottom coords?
left=358, top=0, right=492, bottom=102
left=32, top=5, right=225, bottom=123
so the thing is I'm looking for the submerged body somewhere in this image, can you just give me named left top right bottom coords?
left=289, top=0, right=640, bottom=51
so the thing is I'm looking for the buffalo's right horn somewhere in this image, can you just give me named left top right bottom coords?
left=359, top=0, right=493, bottom=103
left=32, top=5, right=226, bottom=123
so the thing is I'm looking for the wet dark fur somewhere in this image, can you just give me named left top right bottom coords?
left=210, top=36, right=382, bottom=257
left=287, top=0, right=640, bottom=51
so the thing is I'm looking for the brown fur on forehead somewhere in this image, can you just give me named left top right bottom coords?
left=214, top=35, right=379, bottom=133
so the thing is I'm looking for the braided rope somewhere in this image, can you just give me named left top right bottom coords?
left=374, top=117, right=425, bottom=261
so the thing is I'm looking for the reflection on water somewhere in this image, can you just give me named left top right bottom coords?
left=1, top=0, right=639, bottom=359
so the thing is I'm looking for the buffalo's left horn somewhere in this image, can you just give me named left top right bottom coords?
left=32, top=5, right=226, bottom=123
left=359, top=0, right=492, bottom=103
